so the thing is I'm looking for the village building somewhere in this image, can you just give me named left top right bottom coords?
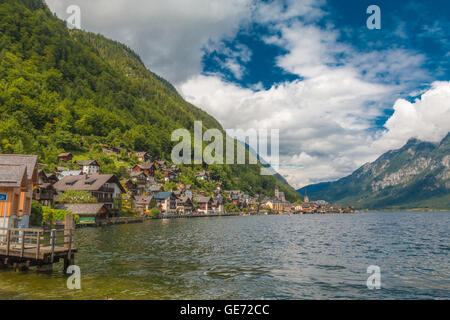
left=154, top=192, right=177, bottom=213
left=33, top=182, right=57, bottom=207
left=131, top=162, right=155, bottom=177
left=0, top=155, right=38, bottom=228
left=211, top=194, right=225, bottom=214
left=134, top=152, right=151, bottom=162
left=184, top=185, right=193, bottom=198
left=53, top=174, right=125, bottom=210
left=134, top=195, right=154, bottom=215
left=303, top=188, right=310, bottom=203
left=147, top=184, right=163, bottom=195
left=58, top=170, right=82, bottom=180
left=55, top=166, right=69, bottom=173
left=275, top=186, right=286, bottom=202
left=125, top=179, right=138, bottom=195
left=77, top=160, right=100, bottom=175
left=130, top=171, right=147, bottom=186
left=194, top=196, right=212, bottom=214
left=55, top=203, right=110, bottom=223
left=196, top=170, right=210, bottom=181
left=57, top=152, right=73, bottom=162
left=176, top=196, right=193, bottom=215
left=153, top=160, right=167, bottom=170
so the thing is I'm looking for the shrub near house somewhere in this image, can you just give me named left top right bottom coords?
left=42, top=206, right=80, bottom=225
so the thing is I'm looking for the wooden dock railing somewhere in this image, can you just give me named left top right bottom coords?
left=0, top=214, right=76, bottom=271
left=0, top=227, right=74, bottom=261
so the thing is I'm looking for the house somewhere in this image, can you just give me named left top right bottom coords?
left=55, top=203, right=110, bottom=222
left=184, top=185, right=193, bottom=198
left=131, top=162, right=155, bottom=177
left=58, top=170, right=82, bottom=180
left=45, top=173, right=59, bottom=184
left=301, top=202, right=318, bottom=214
left=53, top=174, right=125, bottom=210
left=163, top=168, right=179, bottom=182
left=194, top=196, right=212, bottom=214
left=135, top=152, right=151, bottom=162
left=211, top=195, right=224, bottom=214
left=147, top=184, right=163, bottom=195
left=134, top=195, right=154, bottom=215
left=154, top=192, right=177, bottom=213
left=77, top=160, right=100, bottom=175
left=196, top=170, right=210, bottom=181
left=33, top=183, right=57, bottom=207
left=56, top=166, right=69, bottom=173
left=261, top=199, right=274, bottom=210
left=154, top=160, right=167, bottom=170
left=125, top=179, right=138, bottom=194
left=130, top=171, right=147, bottom=186
left=176, top=196, right=193, bottom=215
left=0, top=155, right=38, bottom=228
left=58, top=152, right=73, bottom=162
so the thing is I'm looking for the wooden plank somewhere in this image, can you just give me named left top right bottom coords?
left=50, top=229, right=56, bottom=263
left=6, top=229, right=10, bottom=256
left=36, top=231, right=40, bottom=260
left=20, top=231, right=25, bottom=258
left=68, top=229, right=72, bottom=260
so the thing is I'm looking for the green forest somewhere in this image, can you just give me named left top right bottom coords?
left=0, top=0, right=300, bottom=201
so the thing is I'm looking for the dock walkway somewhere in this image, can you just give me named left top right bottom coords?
left=0, top=215, right=76, bottom=272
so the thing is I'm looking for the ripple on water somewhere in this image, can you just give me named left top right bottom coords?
left=0, top=212, right=449, bottom=299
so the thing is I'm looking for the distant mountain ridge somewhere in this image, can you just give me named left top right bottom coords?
left=298, top=133, right=450, bottom=210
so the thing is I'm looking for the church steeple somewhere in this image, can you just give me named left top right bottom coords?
left=304, top=188, right=310, bottom=203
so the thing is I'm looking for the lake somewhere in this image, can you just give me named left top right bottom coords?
left=0, top=212, right=449, bottom=299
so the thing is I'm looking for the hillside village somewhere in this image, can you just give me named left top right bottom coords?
left=0, top=148, right=355, bottom=228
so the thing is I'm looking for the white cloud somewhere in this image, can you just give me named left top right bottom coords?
left=45, top=0, right=253, bottom=84
left=374, top=81, right=450, bottom=151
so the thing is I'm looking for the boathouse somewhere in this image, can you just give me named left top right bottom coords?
left=0, top=155, right=38, bottom=229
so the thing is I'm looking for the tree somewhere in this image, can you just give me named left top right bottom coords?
left=148, top=207, right=160, bottom=219
left=30, top=200, right=43, bottom=226
left=58, top=190, right=97, bottom=204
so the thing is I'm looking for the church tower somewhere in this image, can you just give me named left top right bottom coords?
left=275, top=186, right=279, bottom=200
left=304, top=188, right=310, bottom=203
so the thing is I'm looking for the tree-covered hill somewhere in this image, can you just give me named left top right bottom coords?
left=298, top=133, right=450, bottom=210
left=0, top=0, right=300, bottom=201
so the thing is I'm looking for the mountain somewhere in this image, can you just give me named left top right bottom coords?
left=0, top=0, right=300, bottom=201
left=298, top=133, right=450, bottom=210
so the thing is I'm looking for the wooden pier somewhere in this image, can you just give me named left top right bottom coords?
left=0, top=215, right=76, bottom=272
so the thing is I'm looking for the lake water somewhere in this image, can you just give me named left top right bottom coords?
left=0, top=212, right=449, bottom=300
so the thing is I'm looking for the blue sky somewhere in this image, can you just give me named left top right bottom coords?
left=47, top=0, right=450, bottom=188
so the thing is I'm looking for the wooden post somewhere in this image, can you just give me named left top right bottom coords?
left=6, top=229, right=10, bottom=256
left=20, top=230, right=25, bottom=258
left=64, top=214, right=75, bottom=272
left=35, top=231, right=40, bottom=260
left=50, top=229, right=56, bottom=263
left=64, top=214, right=75, bottom=250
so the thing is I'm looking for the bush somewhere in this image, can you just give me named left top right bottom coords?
left=58, top=190, right=97, bottom=204
left=42, top=206, right=80, bottom=224
left=148, top=208, right=160, bottom=219
left=30, top=200, right=43, bottom=226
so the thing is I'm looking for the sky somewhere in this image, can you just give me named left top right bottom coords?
left=45, top=0, right=450, bottom=188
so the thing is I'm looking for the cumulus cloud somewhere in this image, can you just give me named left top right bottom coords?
left=45, top=0, right=253, bottom=84
left=374, top=81, right=450, bottom=150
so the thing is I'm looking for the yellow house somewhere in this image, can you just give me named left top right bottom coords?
left=0, top=155, right=38, bottom=228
